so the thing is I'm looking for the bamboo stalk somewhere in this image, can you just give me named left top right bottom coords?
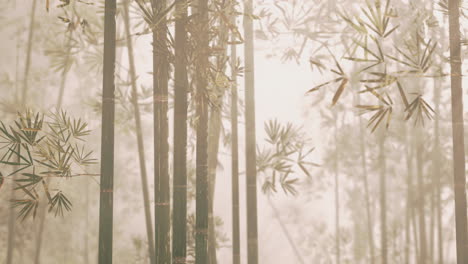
left=195, top=0, right=210, bottom=262
left=448, top=0, right=468, bottom=262
left=230, top=5, right=240, bottom=263
left=123, top=2, right=156, bottom=263
left=97, top=0, right=117, bottom=262
left=172, top=0, right=189, bottom=262
left=358, top=93, right=375, bottom=264
left=244, top=0, right=259, bottom=262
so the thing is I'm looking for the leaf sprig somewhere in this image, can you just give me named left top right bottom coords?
left=0, top=110, right=96, bottom=220
left=307, top=0, right=437, bottom=132
left=258, top=119, right=318, bottom=196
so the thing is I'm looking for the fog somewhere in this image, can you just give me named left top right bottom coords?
left=0, top=0, right=467, bottom=263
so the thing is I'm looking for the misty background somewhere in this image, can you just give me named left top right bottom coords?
left=0, top=0, right=467, bottom=263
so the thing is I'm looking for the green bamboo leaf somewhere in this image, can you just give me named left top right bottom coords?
left=12, top=199, right=39, bottom=221
left=49, top=191, right=73, bottom=217
left=14, top=173, right=42, bottom=190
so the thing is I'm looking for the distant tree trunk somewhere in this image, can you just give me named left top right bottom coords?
left=268, top=197, right=306, bottom=264
left=97, top=0, right=116, bottom=262
left=411, top=201, right=420, bottom=264
left=152, top=0, right=171, bottom=262
left=35, top=15, right=75, bottom=264
left=357, top=94, right=375, bottom=264
left=404, top=125, right=414, bottom=264
left=334, top=115, right=340, bottom=264
left=448, top=0, right=468, bottom=263
left=6, top=162, right=16, bottom=264
left=56, top=29, right=73, bottom=109
left=195, top=0, right=210, bottom=262
left=416, top=130, right=427, bottom=264
left=408, top=133, right=420, bottom=264
left=84, top=179, right=89, bottom=264
left=20, top=0, right=37, bottom=104
left=405, top=199, right=410, bottom=264
left=7, top=1, right=37, bottom=263
left=123, top=2, right=156, bottom=263
left=172, top=0, right=189, bottom=263
left=429, top=179, right=435, bottom=264
left=391, top=221, right=398, bottom=263
left=429, top=108, right=437, bottom=264
left=244, top=0, right=259, bottom=263
left=433, top=77, right=443, bottom=264
left=378, top=130, right=387, bottom=264
left=230, top=10, right=241, bottom=264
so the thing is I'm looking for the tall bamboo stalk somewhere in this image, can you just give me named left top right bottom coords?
left=230, top=8, right=240, bottom=264
left=207, top=12, right=229, bottom=264
left=195, top=0, right=210, bottom=262
left=405, top=194, right=410, bottom=264
left=357, top=95, right=375, bottom=264
left=334, top=115, right=340, bottom=264
left=416, top=129, right=427, bottom=264
left=244, top=0, right=259, bottom=262
left=152, top=0, right=171, bottom=262
left=429, top=173, right=435, bottom=264
left=411, top=197, right=420, bottom=264
left=123, top=2, right=156, bottom=263
left=378, top=129, right=387, bottom=264
left=97, top=0, right=116, bottom=262
left=433, top=77, right=443, bottom=264
left=207, top=100, right=222, bottom=264
left=172, top=0, right=189, bottom=263
left=404, top=125, right=414, bottom=264
left=448, top=0, right=468, bottom=262
left=84, top=178, right=89, bottom=264
left=6, top=138, right=16, bottom=264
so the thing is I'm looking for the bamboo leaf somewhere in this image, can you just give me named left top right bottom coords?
left=0, top=172, right=3, bottom=190
left=383, top=25, right=398, bottom=38
left=356, top=105, right=384, bottom=111
left=49, top=191, right=73, bottom=217
left=307, top=77, right=343, bottom=93
left=332, top=79, right=349, bottom=106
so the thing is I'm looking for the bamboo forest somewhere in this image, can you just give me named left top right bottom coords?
left=1, top=0, right=468, bottom=263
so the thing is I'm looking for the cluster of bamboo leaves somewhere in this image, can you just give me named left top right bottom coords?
left=256, top=0, right=440, bottom=132
left=0, top=110, right=95, bottom=220
left=45, top=0, right=103, bottom=74
left=258, top=119, right=318, bottom=196
left=255, top=0, right=335, bottom=64
left=247, top=1, right=458, bottom=262
left=306, top=0, right=439, bottom=132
